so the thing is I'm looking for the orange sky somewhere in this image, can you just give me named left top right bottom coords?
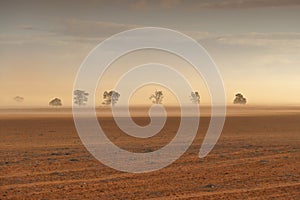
left=1, top=0, right=300, bottom=107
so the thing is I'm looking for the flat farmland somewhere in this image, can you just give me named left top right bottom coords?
left=0, top=107, right=299, bottom=199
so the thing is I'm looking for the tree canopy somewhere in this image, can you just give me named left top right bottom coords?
left=102, top=90, right=120, bottom=106
left=73, top=90, right=89, bottom=106
left=149, top=90, right=164, bottom=104
left=233, top=93, right=247, bottom=104
left=190, top=91, right=200, bottom=104
left=49, top=98, right=62, bottom=106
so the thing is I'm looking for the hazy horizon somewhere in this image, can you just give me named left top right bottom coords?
left=1, top=0, right=300, bottom=107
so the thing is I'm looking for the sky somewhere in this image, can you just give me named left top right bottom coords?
left=1, top=0, right=300, bottom=107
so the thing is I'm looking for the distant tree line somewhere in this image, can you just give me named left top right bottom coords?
left=12, top=90, right=248, bottom=106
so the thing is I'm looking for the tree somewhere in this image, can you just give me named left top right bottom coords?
left=49, top=98, right=62, bottom=106
left=149, top=90, right=164, bottom=104
left=102, top=90, right=120, bottom=106
left=14, top=96, right=24, bottom=103
left=190, top=91, right=200, bottom=104
left=73, top=90, right=89, bottom=106
left=233, top=93, right=247, bottom=104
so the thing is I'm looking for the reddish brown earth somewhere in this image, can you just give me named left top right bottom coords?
left=0, top=107, right=299, bottom=199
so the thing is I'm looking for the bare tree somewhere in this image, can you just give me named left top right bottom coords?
left=102, top=90, right=120, bottom=106
left=233, top=93, right=247, bottom=104
left=49, top=98, right=62, bottom=106
left=149, top=90, right=164, bottom=104
left=73, top=90, right=89, bottom=106
left=190, top=91, right=200, bottom=104
left=14, top=96, right=24, bottom=103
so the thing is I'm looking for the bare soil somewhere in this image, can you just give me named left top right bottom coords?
left=0, top=107, right=299, bottom=199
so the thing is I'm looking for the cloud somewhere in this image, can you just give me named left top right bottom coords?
left=62, top=19, right=139, bottom=38
left=51, top=19, right=141, bottom=45
left=0, top=33, right=67, bottom=46
left=261, top=54, right=300, bottom=67
left=129, top=0, right=300, bottom=10
left=183, top=31, right=218, bottom=40
left=181, top=31, right=300, bottom=54
left=0, top=24, right=66, bottom=45
left=192, top=0, right=300, bottom=9
left=216, top=32, right=300, bottom=49
left=130, top=0, right=182, bottom=10
left=18, top=25, right=35, bottom=30
left=0, top=20, right=140, bottom=46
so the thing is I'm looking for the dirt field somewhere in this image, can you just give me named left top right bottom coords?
left=0, top=107, right=299, bottom=199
